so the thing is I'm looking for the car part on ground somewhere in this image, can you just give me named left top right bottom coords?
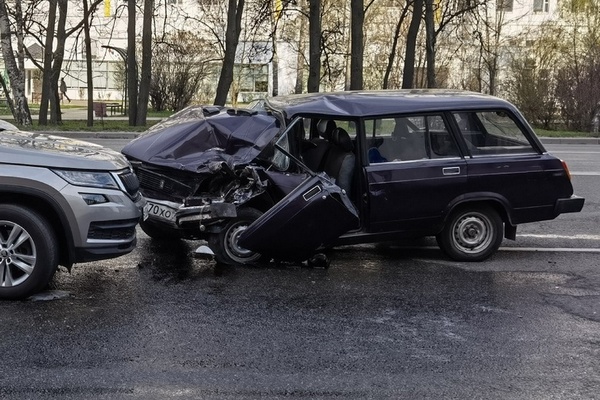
left=122, top=90, right=584, bottom=266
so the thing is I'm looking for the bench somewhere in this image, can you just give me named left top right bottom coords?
left=105, top=102, right=123, bottom=115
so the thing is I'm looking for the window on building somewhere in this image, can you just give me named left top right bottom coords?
left=235, top=64, right=268, bottom=93
left=497, top=0, right=514, bottom=11
left=534, top=0, right=550, bottom=12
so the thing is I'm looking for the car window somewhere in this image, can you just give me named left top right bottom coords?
left=452, top=111, right=536, bottom=156
left=366, top=114, right=460, bottom=164
left=271, top=122, right=294, bottom=171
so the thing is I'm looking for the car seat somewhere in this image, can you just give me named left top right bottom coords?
left=302, top=119, right=336, bottom=171
left=323, top=127, right=355, bottom=194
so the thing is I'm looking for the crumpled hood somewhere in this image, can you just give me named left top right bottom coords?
left=121, top=106, right=281, bottom=173
left=0, top=130, right=130, bottom=170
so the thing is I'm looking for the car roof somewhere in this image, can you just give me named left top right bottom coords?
left=265, top=89, right=516, bottom=119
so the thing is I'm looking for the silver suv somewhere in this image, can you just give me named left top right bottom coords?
left=0, top=125, right=144, bottom=299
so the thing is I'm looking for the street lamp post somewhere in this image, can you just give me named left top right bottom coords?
left=102, top=45, right=128, bottom=115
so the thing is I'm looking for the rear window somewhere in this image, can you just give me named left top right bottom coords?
left=452, top=111, right=536, bottom=156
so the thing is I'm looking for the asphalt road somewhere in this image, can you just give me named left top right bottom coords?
left=0, top=142, right=598, bottom=399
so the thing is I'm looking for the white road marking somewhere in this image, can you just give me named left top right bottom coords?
left=500, top=247, right=600, bottom=253
left=518, top=233, right=600, bottom=240
left=549, top=151, right=600, bottom=154
left=571, top=171, right=600, bottom=176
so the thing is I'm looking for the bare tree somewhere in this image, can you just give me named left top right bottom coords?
left=349, top=0, right=364, bottom=90
left=307, top=0, right=320, bottom=92
left=382, top=1, right=410, bottom=89
left=0, top=0, right=32, bottom=125
left=403, top=0, right=423, bottom=88
left=150, top=32, right=212, bottom=111
left=127, top=0, right=138, bottom=124
left=137, top=0, right=153, bottom=125
left=214, top=0, right=245, bottom=106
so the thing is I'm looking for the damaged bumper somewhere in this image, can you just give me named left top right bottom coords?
left=144, top=198, right=237, bottom=228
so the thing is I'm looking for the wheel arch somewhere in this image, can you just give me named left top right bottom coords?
left=0, top=188, right=75, bottom=269
left=443, top=193, right=515, bottom=228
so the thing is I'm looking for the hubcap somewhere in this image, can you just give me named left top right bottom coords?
left=227, top=224, right=253, bottom=258
left=452, top=213, right=493, bottom=254
left=0, top=221, right=37, bottom=288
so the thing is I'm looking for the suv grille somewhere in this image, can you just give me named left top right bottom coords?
left=88, top=219, right=138, bottom=240
left=118, top=170, right=140, bottom=197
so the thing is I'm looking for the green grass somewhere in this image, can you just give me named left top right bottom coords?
left=2, top=119, right=160, bottom=132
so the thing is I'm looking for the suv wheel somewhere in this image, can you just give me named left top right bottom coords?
left=208, top=208, right=263, bottom=265
left=436, top=205, right=503, bottom=262
left=0, top=205, right=59, bottom=300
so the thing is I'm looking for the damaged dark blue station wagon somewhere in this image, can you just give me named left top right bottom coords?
left=122, top=90, right=584, bottom=264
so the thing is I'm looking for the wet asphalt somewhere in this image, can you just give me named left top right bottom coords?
left=0, top=143, right=598, bottom=399
left=1, top=232, right=599, bottom=399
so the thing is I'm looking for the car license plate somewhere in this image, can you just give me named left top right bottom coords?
left=144, top=202, right=177, bottom=222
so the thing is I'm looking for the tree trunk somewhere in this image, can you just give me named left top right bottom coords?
left=0, top=0, right=32, bottom=125
left=214, top=0, right=245, bottom=106
left=424, top=0, right=436, bottom=88
left=383, top=7, right=408, bottom=89
left=127, top=0, right=138, bottom=125
left=49, top=0, right=68, bottom=125
left=38, top=0, right=57, bottom=125
left=294, top=1, right=307, bottom=94
left=307, top=0, right=320, bottom=92
left=402, top=0, right=423, bottom=89
left=83, top=0, right=93, bottom=126
left=137, top=0, right=153, bottom=125
left=350, top=0, right=364, bottom=90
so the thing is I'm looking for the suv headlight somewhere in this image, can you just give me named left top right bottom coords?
left=52, top=169, right=119, bottom=190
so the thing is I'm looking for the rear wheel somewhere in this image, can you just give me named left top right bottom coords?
left=208, top=208, right=263, bottom=265
left=0, top=205, right=58, bottom=300
left=436, top=205, right=503, bottom=262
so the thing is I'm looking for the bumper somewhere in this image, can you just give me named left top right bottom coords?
left=144, top=198, right=237, bottom=228
left=555, top=195, right=585, bottom=215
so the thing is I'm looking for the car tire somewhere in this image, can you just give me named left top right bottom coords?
left=208, top=207, right=263, bottom=265
left=436, top=205, right=503, bottom=262
left=0, top=204, right=59, bottom=300
left=140, top=219, right=181, bottom=241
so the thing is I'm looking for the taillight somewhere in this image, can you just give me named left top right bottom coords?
left=561, top=160, right=572, bottom=180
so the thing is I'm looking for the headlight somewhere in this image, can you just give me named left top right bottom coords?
left=52, top=169, right=119, bottom=190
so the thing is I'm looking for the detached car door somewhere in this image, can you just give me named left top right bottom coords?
left=363, top=114, right=467, bottom=234
left=238, top=118, right=360, bottom=261
left=238, top=173, right=359, bottom=260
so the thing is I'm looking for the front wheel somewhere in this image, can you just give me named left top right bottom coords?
left=208, top=208, right=263, bottom=265
left=0, top=205, right=59, bottom=300
left=436, top=205, right=503, bottom=262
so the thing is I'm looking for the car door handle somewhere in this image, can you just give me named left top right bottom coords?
left=442, top=167, right=461, bottom=176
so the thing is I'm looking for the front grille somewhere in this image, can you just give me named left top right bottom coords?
left=135, top=167, right=196, bottom=200
left=118, top=170, right=140, bottom=196
left=88, top=219, right=138, bottom=240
